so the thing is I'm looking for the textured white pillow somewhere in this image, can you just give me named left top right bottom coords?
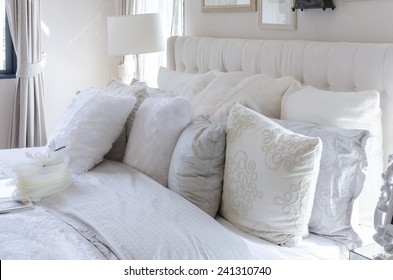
left=221, top=104, right=322, bottom=247
left=123, top=96, right=192, bottom=187
left=276, top=119, right=369, bottom=249
left=48, top=87, right=137, bottom=174
left=281, top=86, right=383, bottom=227
left=168, top=116, right=226, bottom=217
left=210, top=74, right=302, bottom=124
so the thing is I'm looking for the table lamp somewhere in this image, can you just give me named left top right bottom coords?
left=107, top=13, right=164, bottom=83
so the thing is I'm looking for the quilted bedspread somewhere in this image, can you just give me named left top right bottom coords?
left=0, top=148, right=252, bottom=260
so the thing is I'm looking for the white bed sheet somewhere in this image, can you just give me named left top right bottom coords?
left=0, top=147, right=360, bottom=260
left=0, top=148, right=251, bottom=260
left=217, top=217, right=349, bottom=260
left=0, top=148, right=113, bottom=260
left=0, top=205, right=109, bottom=260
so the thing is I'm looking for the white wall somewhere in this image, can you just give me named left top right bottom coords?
left=186, top=0, right=393, bottom=43
left=1, top=0, right=392, bottom=148
left=41, top=0, right=119, bottom=137
left=0, top=0, right=120, bottom=148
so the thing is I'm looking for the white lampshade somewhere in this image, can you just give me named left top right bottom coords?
left=107, top=13, right=164, bottom=56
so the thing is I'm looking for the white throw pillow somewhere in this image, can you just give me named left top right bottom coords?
left=276, top=119, right=369, bottom=249
left=157, top=66, right=208, bottom=93
left=48, top=87, right=137, bottom=174
left=210, top=74, right=302, bottom=124
left=281, top=86, right=383, bottom=227
left=123, top=96, right=192, bottom=187
left=168, top=116, right=226, bottom=217
left=221, top=104, right=322, bottom=247
left=190, top=71, right=253, bottom=118
left=177, top=70, right=219, bottom=100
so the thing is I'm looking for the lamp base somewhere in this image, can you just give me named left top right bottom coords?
left=118, top=62, right=135, bottom=84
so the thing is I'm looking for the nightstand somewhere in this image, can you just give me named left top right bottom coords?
left=349, top=243, right=393, bottom=260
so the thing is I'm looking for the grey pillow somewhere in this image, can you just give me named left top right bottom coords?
left=168, top=116, right=226, bottom=217
left=275, top=119, right=369, bottom=248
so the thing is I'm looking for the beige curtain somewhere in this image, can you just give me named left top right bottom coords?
left=121, top=0, right=136, bottom=16
left=6, top=0, right=47, bottom=148
left=121, top=0, right=184, bottom=86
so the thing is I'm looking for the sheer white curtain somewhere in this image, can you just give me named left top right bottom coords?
left=6, top=0, right=47, bottom=148
left=121, top=0, right=184, bottom=86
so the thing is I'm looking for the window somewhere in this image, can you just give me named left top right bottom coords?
left=129, top=0, right=184, bottom=86
left=0, top=0, right=16, bottom=78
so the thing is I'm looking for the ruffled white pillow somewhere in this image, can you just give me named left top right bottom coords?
left=48, top=87, right=137, bottom=174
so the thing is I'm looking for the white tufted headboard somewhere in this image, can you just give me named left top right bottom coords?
left=167, top=36, right=393, bottom=165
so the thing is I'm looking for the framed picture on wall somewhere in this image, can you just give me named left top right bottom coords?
left=201, top=0, right=257, bottom=12
left=259, top=0, right=296, bottom=30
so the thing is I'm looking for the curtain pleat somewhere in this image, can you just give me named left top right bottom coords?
left=6, top=0, right=46, bottom=148
left=121, top=0, right=135, bottom=16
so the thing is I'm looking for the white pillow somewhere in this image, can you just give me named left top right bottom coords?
left=123, top=96, right=192, bottom=187
left=210, top=74, right=302, bottom=124
left=221, top=104, right=322, bottom=247
left=275, top=119, right=369, bottom=249
left=190, top=71, right=253, bottom=118
left=48, top=87, right=137, bottom=174
left=281, top=86, right=383, bottom=227
left=157, top=66, right=207, bottom=93
left=168, top=116, right=226, bottom=217
left=178, top=70, right=219, bottom=99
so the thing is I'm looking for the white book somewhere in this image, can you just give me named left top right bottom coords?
left=0, top=178, right=33, bottom=213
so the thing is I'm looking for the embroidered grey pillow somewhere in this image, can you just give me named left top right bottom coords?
left=220, top=104, right=322, bottom=247
left=275, top=119, right=369, bottom=249
left=168, top=116, right=226, bottom=217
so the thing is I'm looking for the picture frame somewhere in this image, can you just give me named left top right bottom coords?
left=258, top=0, right=296, bottom=30
left=201, top=0, right=257, bottom=13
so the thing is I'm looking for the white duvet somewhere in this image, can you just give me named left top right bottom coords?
left=0, top=148, right=251, bottom=260
left=0, top=148, right=350, bottom=260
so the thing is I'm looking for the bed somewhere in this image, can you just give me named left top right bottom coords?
left=1, top=36, right=393, bottom=260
